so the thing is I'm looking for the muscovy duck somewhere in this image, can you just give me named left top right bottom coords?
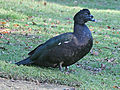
left=15, top=9, right=95, bottom=71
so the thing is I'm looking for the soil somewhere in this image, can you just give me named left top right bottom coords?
left=0, top=77, right=75, bottom=90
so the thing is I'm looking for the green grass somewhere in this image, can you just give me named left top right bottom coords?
left=0, top=0, right=120, bottom=89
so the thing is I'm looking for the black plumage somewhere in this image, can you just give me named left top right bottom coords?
left=15, top=9, right=95, bottom=71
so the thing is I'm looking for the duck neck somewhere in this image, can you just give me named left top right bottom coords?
left=73, top=22, right=86, bottom=35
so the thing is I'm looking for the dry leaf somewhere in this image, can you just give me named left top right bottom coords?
left=27, top=16, right=33, bottom=19
left=21, top=19, right=25, bottom=21
left=95, top=41, right=99, bottom=44
left=44, top=23, right=47, bottom=26
left=67, top=21, right=72, bottom=24
left=65, top=18, right=71, bottom=20
left=113, top=42, right=118, bottom=45
left=117, top=32, right=119, bottom=34
left=0, top=41, right=4, bottom=43
left=106, top=25, right=111, bottom=29
left=113, top=86, right=120, bottom=89
left=105, top=35, right=110, bottom=37
left=51, top=25, right=57, bottom=28
left=90, top=29, right=94, bottom=31
left=32, top=22, right=37, bottom=25
left=0, top=22, right=6, bottom=24
left=103, top=47, right=110, bottom=49
left=0, top=29, right=11, bottom=34
left=44, top=2, right=47, bottom=6
left=90, top=50, right=99, bottom=56
left=28, top=28, right=32, bottom=31
left=101, top=64, right=106, bottom=70
left=112, top=32, right=115, bottom=34
left=13, top=24, right=19, bottom=27
left=25, top=24, right=29, bottom=26
left=0, top=36, right=4, bottom=38
left=108, top=58, right=115, bottom=63
left=56, top=20, right=60, bottom=24
left=49, top=18, right=52, bottom=21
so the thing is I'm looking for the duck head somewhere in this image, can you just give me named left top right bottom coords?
left=74, top=9, right=95, bottom=25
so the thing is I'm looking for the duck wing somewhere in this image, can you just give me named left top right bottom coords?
left=28, top=44, right=43, bottom=55
left=29, top=33, right=74, bottom=60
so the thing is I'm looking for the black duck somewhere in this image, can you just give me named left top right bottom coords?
left=15, top=9, right=95, bottom=71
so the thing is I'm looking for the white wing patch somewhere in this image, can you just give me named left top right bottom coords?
left=58, top=41, right=70, bottom=46
left=64, top=41, right=70, bottom=44
left=58, top=42, right=62, bottom=45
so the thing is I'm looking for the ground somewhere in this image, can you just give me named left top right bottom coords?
left=0, top=0, right=120, bottom=89
left=0, top=77, right=74, bottom=90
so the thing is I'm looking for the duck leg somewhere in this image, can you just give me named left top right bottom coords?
left=59, top=61, right=64, bottom=72
left=65, top=66, right=69, bottom=71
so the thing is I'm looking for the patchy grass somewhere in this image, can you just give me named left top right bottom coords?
left=0, top=0, right=120, bottom=89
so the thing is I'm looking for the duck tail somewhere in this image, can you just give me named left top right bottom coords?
left=15, top=57, right=33, bottom=66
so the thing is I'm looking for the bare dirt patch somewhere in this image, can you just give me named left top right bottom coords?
left=0, top=77, right=75, bottom=90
